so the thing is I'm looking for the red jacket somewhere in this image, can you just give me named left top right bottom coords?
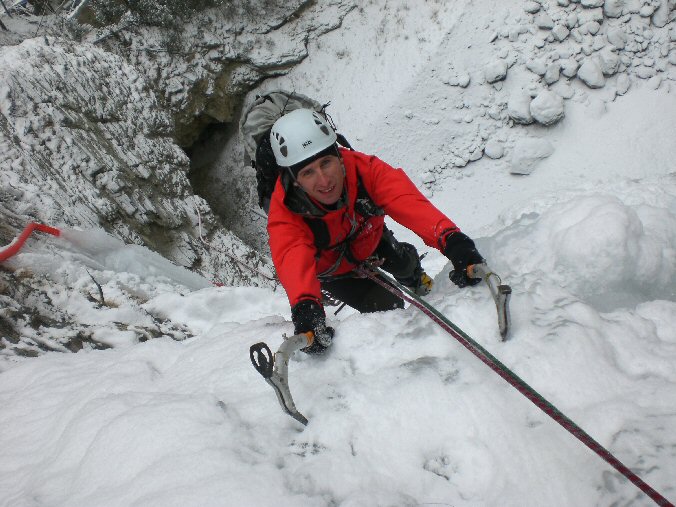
left=267, top=149, right=460, bottom=307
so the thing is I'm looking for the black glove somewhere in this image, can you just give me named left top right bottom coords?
left=291, top=300, right=335, bottom=354
left=443, top=232, right=484, bottom=288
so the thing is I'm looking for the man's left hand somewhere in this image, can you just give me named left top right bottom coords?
left=291, top=299, right=334, bottom=354
left=444, top=232, right=484, bottom=288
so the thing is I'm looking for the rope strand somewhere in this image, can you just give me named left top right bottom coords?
left=192, top=198, right=278, bottom=285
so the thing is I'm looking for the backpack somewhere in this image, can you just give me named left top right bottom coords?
left=239, top=90, right=353, bottom=213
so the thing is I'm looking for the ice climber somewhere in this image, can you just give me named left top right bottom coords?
left=266, top=108, right=485, bottom=353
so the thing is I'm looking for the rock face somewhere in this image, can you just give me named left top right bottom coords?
left=94, top=1, right=356, bottom=148
left=0, top=38, right=274, bottom=287
left=86, top=1, right=357, bottom=252
left=0, top=1, right=364, bottom=357
left=0, top=2, right=359, bottom=357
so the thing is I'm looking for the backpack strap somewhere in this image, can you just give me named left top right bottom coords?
left=336, top=133, right=353, bottom=151
left=254, top=127, right=281, bottom=213
left=303, top=217, right=331, bottom=252
left=354, top=175, right=384, bottom=221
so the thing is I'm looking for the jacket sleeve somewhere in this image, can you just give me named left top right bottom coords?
left=364, top=155, right=460, bottom=250
left=267, top=190, right=323, bottom=307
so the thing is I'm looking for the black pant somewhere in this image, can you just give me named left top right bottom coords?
left=321, top=227, right=421, bottom=313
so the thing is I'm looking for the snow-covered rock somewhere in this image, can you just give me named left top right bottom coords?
left=586, top=21, right=602, bottom=35
left=637, top=65, right=657, bottom=78
left=443, top=70, right=471, bottom=88
left=578, top=7, right=605, bottom=24
left=545, top=63, right=562, bottom=84
left=604, top=0, right=627, bottom=17
left=578, top=58, right=607, bottom=87
left=607, top=27, right=629, bottom=48
left=507, top=92, right=535, bottom=124
left=485, top=60, right=509, bottom=83
left=0, top=230, right=207, bottom=355
left=526, top=57, right=548, bottom=75
left=647, top=74, right=663, bottom=89
left=530, top=90, right=566, bottom=125
left=552, top=24, right=571, bottom=41
left=640, top=4, right=656, bottom=18
left=510, top=137, right=555, bottom=175
left=96, top=1, right=353, bottom=148
left=524, top=1, right=542, bottom=14
left=483, top=139, right=505, bottom=159
left=651, top=0, right=670, bottom=28
left=567, top=13, right=580, bottom=28
left=597, top=48, right=621, bottom=75
left=561, top=58, right=581, bottom=77
left=616, top=73, right=632, bottom=94
left=581, top=0, right=605, bottom=7
left=669, top=50, right=676, bottom=65
left=457, top=72, right=471, bottom=88
left=535, top=12, right=555, bottom=30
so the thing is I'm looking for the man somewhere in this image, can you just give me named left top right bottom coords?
left=267, top=108, right=484, bottom=353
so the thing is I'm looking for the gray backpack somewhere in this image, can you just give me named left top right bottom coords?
left=239, top=90, right=351, bottom=212
left=240, top=90, right=325, bottom=164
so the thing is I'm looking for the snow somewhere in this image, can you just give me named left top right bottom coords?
left=509, top=137, right=555, bottom=175
left=1, top=0, right=676, bottom=505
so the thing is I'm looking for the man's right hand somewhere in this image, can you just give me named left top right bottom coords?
left=291, top=300, right=334, bottom=354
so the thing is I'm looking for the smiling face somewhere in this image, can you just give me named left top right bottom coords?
left=294, top=154, right=345, bottom=206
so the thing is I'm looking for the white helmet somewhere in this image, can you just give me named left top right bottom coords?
left=270, top=108, right=338, bottom=168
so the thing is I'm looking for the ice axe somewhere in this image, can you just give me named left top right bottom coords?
left=462, top=262, right=512, bottom=340
left=250, top=332, right=314, bottom=425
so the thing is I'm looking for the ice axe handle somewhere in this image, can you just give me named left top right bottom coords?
left=468, top=263, right=513, bottom=340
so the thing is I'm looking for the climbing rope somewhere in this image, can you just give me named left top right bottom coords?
left=0, top=222, right=61, bottom=262
left=192, top=197, right=278, bottom=286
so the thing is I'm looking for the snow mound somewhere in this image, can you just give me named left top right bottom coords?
left=487, top=176, right=676, bottom=311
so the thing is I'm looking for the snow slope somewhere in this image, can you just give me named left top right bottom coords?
left=1, top=0, right=676, bottom=506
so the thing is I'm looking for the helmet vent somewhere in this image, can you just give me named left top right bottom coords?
left=272, top=132, right=288, bottom=158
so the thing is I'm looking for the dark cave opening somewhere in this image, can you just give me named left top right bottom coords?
left=183, top=120, right=269, bottom=253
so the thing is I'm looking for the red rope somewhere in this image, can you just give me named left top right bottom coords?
left=0, top=222, right=61, bottom=262
left=358, top=267, right=674, bottom=507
